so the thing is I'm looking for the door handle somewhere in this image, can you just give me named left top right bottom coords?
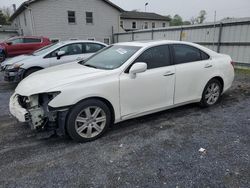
left=76, top=57, right=84, bottom=61
left=163, top=71, right=175, bottom=76
left=204, top=64, right=213, bottom=68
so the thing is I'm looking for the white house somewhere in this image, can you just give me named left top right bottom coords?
left=120, top=11, right=170, bottom=32
left=10, top=0, right=124, bottom=44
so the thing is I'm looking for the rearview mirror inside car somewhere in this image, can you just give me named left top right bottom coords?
left=129, top=62, right=147, bottom=79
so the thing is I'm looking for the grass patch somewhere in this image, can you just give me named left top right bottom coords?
left=235, top=67, right=250, bottom=75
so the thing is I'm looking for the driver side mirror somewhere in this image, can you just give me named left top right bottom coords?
left=56, top=50, right=66, bottom=59
left=6, top=41, right=12, bottom=45
left=129, top=62, right=147, bottom=79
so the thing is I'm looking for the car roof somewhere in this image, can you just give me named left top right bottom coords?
left=58, top=40, right=108, bottom=46
left=115, top=40, right=218, bottom=55
left=9, top=36, right=45, bottom=39
left=115, top=40, right=198, bottom=47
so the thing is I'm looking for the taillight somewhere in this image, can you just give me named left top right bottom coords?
left=231, top=61, right=235, bottom=68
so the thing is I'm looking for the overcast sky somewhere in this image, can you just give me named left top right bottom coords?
left=1, top=0, right=250, bottom=22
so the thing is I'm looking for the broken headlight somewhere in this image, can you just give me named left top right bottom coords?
left=38, top=91, right=61, bottom=107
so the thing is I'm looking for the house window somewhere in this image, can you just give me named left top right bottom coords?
left=23, top=11, right=27, bottom=26
left=68, top=11, right=76, bottom=24
left=120, top=20, right=123, bottom=28
left=86, top=12, right=93, bottom=24
left=152, top=22, right=155, bottom=28
left=132, top=22, right=137, bottom=29
left=144, top=22, right=148, bottom=29
left=162, top=22, right=166, bottom=27
left=104, top=38, right=110, bottom=45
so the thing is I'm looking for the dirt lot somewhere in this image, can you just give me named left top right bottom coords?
left=0, top=70, right=249, bottom=188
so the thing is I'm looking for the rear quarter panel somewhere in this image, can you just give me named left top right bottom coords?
left=213, top=54, right=235, bottom=93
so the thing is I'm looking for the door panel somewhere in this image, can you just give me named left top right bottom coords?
left=6, top=38, right=26, bottom=56
left=120, top=66, right=175, bottom=117
left=174, top=60, right=215, bottom=104
left=172, top=44, right=214, bottom=104
left=119, top=44, right=175, bottom=118
left=48, top=43, right=85, bottom=66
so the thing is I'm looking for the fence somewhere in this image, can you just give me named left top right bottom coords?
left=113, top=18, right=250, bottom=66
left=0, top=25, right=18, bottom=41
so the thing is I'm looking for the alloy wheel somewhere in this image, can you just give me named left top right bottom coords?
left=205, top=82, right=221, bottom=105
left=75, top=106, right=107, bottom=138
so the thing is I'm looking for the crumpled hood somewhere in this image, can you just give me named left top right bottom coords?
left=15, top=62, right=108, bottom=96
left=1, top=55, right=33, bottom=67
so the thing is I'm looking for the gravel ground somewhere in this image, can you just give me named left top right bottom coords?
left=0, top=70, right=249, bottom=188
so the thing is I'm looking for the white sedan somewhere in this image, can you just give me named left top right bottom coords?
left=9, top=40, right=234, bottom=142
left=1, top=40, right=107, bottom=82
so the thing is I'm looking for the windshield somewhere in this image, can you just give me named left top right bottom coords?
left=32, top=42, right=62, bottom=56
left=82, top=45, right=141, bottom=70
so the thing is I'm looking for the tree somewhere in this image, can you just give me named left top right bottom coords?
left=170, top=14, right=183, bottom=26
left=0, top=10, right=7, bottom=25
left=182, top=21, right=191, bottom=25
left=197, top=10, right=207, bottom=24
left=189, top=10, right=207, bottom=25
left=190, top=16, right=197, bottom=25
left=1, top=6, right=12, bottom=20
left=0, top=6, right=12, bottom=25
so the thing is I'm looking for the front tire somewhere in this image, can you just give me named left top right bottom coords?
left=200, top=79, right=222, bottom=107
left=66, top=99, right=111, bottom=142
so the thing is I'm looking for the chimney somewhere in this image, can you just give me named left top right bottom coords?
left=13, top=4, right=17, bottom=12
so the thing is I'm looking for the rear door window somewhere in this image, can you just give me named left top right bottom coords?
left=84, top=43, right=105, bottom=53
left=172, top=44, right=208, bottom=64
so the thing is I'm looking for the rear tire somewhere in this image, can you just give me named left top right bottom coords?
left=66, top=99, right=111, bottom=142
left=23, top=68, right=42, bottom=78
left=200, top=78, right=222, bottom=107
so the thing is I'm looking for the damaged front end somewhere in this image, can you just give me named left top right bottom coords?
left=10, top=92, right=68, bottom=135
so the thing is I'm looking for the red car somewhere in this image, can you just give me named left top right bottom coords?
left=0, top=36, right=51, bottom=62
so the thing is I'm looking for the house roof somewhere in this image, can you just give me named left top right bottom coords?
left=120, top=11, right=170, bottom=21
left=10, top=0, right=124, bottom=21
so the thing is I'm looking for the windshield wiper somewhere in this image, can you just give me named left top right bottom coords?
left=84, top=64, right=97, bottom=69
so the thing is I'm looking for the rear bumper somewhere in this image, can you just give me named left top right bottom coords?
left=4, top=68, right=25, bottom=82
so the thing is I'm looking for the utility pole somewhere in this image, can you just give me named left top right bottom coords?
left=213, top=10, right=217, bottom=49
left=145, top=2, right=148, bottom=12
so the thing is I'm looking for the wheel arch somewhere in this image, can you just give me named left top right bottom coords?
left=22, top=66, right=44, bottom=78
left=71, top=96, right=116, bottom=124
left=210, top=76, right=224, bottom=92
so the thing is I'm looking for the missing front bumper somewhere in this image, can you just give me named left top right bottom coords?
left=9, top=93, right=69, bottom=135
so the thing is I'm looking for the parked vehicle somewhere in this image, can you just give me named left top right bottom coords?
left=9, top=40, right=234, bottom=142
left=1, top=40, right=107, bottom=82
left=0, top=36, right=51, bottom=62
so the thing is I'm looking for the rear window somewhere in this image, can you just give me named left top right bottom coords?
left=24, top=38, right=41, bottom=43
